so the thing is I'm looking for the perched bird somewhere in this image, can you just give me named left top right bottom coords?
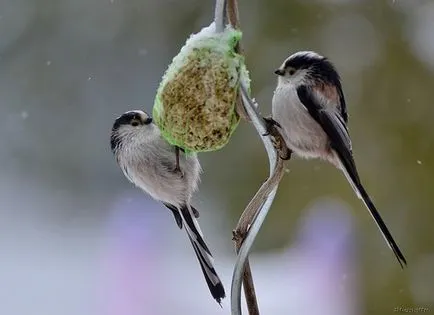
left=269, top=51, right=406, bottom=267
left=110, top=110, right=226, bottom=303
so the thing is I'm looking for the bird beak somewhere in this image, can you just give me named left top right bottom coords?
left=137, top=111, right=153, bottom=125
left=274, top=69, right=285, bottom=76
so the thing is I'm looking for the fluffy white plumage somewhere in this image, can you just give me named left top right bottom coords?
left=110, top=110, right=225, bottom=303
left=271, top=51, right=407, bottom=267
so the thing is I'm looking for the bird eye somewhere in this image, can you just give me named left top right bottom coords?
left=131, top=120, right=140, bottom=127
left=289, top=69, right=296, bottom=75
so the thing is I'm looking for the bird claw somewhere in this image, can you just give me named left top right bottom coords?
left=173, top=166, right=184, bottom=178
left=174, top=146, right=184, bottom=177
left=279, top=146, right=292, bottom=160
left=262, top=116, right=281, bottom=136
left=262, top=116, right=292, bottom=160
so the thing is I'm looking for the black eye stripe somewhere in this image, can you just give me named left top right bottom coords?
left=132, top=113, right=142, bottom=121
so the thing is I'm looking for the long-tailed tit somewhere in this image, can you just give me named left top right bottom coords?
left=110, top=110, right=226, bottom=303
left=270, top=51, right=407, bottom=267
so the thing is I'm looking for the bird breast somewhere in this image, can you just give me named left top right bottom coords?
left=120, top=138, right=201, bottom=207
left=272, top=85, right=329, bottom=159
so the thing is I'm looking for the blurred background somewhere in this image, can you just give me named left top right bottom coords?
left=0, top=0, right=433, bottom=314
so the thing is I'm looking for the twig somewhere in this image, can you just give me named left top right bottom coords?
left=226, top=0, right=241, bottom=30
left=234, top=152, right=284, bottom=235
left=215, top=1, right=288, bottom=314
left=231, top=84, right=286, bottom=315
left=227, top=0, right=250, bottom=121
left=224, top=1, right=260, bottom=314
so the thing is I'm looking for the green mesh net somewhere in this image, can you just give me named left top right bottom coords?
left=153, top=23, right=250, bottom=153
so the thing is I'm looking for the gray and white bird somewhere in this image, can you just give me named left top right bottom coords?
left=110, top=110, right=226, bottom=303
left=270, top=51, right=407, bottom=267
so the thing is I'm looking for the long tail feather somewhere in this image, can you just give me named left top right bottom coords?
left=178, top=205, right=226, bottom=303
left=337, top=157, right=407, bottom=268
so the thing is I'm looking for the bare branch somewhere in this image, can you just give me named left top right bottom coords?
left=215, top=2, right=289, bottom=314
left=227, top=0, right=250, bottom=121
left=231, top=83, right=287, bottom=315
left=224, top=1, right=260, bottom=313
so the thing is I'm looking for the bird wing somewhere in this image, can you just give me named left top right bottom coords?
left=296, top=85, right=407, bottom=267
left=296, top=84, right=356, bottom=177
left=336, top=81, right=348, bottom=123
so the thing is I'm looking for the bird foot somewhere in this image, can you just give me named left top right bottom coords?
left=262, top=116, right=281, bottom=136
left=173, top=165, right=184, bottom=178
left=174, top=146, right=184, bottom=177
left=262, top=116, right=292, bottom=160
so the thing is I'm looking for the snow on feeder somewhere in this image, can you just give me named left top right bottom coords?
left=153, top=23, right=250, bottom=152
